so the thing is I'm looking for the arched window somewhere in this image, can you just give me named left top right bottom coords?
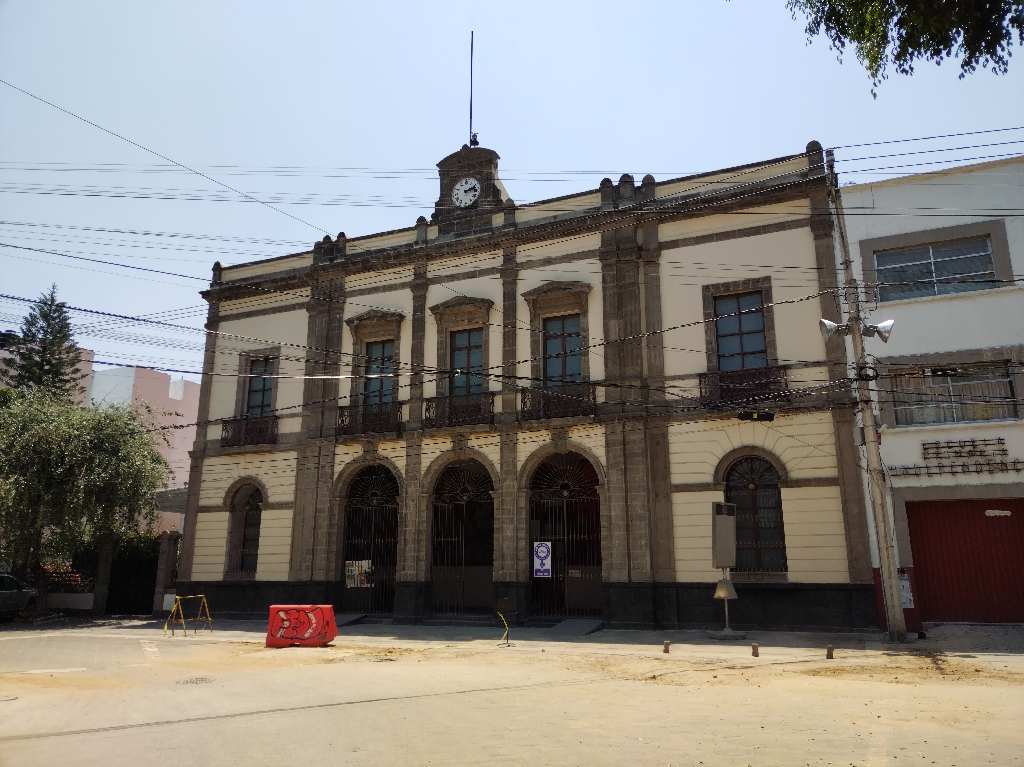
left=724, top=457, right=787, bottom=573
left=227, top=485, right=263, bottom=578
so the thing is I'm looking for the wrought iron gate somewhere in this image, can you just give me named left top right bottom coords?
left=431, top=461, right=495, bottom=615
left=529, top=453, right=602, bottom=617
left=342, top=465, right=399, bottom=614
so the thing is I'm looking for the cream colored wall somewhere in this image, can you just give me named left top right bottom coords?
left=517, top=234, right=601, bottom=263
left=198, top=453, right=298, bottom=506
left=668, top=412, right=849, bottom=583
left=222, top=253, right=313, bottom=281
left=659, top=225, right=825, bottom=379
left=190, top=512, right=228, bottom=580
left=347, top=228, right=417, bottom=254
left=345, top=264, right=413, bottom=293
left=467, top=433, right=501, bottom=473
left=254, top=508, right=293, bottom=581
left=668, top=411, right=838, bottom=484
left=207, top=309, right=309, bottom=421
left=516, top=193, right=601, bottom=225
left=220, top=288, right=310, bottom=316
left=517, top=256, right=605, bottom=385
left=516, top=429, right=549, bottom=469
left=426, top=250, right=501, bottom=278
left=654, top=155, right=810, bottom=203
left=568, top=424, right=606, bottom=469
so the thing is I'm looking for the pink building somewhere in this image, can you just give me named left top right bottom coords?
left=89, top=367, right=200, bottom=488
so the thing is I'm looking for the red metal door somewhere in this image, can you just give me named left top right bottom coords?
left=906, top=498, right=1024, bottom=623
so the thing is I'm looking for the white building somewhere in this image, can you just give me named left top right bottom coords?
left=840, top=156, right=1024, bottom=628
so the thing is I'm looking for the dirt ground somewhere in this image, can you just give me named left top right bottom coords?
left=1, top=620, right=1022, bottom=766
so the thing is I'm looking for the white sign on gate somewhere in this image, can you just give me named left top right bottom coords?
left=533, top=541, right=552, bottom=578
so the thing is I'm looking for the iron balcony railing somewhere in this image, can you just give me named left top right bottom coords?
left=220, top=415, right=279, bottom=447
left=423, top=392, right=495, bottom=429
left=520, top=383, right=597, bottom=421
left=337, top=401, right=404, bottom=437
left=699, top=365, right=790, bottom=408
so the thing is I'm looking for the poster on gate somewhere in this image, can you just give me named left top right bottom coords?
left=533, top=541, right=552, bottom=578
left=345, top=560, right=372, bottom=588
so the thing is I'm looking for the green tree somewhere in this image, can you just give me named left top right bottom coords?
left=1, top=285, right=86, bottom=400
left=789, top=1, right=1024, bottom=88
left=0, top=390, right=168, bottom=611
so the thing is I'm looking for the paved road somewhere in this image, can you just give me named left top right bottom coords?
left=1, top=620, right=1022, bottom=766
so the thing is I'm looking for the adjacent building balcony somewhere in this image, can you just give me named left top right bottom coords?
left=337, top=401, right=404, bottom=437
left=423, top=392, right=495, bottom=429
left=220, top=415, right=279, bottom=447
left=520, top=383, right=597, bottom=421
left=699, top=365, right=790, bottom=408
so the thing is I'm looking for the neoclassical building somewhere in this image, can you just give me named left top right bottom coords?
left=178, top=141, right=876, bottom=628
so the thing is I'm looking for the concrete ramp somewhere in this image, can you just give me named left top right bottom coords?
left=334, top=613, right=367, bottom=627
left=550, top=618, right=603, bottom=636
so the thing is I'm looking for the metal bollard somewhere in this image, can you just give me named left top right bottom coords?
left=826, top=645, right=834, bottom=660
left=663, top=640, right=671, bottom=654
left=751, top=642, right=759, bottom=657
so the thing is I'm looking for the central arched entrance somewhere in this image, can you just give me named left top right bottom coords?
left=431, top=460, right=495, bottom=615
left=342, top=465, right=400, bottom=614
left=529, top=452, right=602, bottom=617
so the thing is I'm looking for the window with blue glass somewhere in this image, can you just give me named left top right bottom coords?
left=450, top=328, right=485, bottom=396
left=363, top=340, right=396, bottom=404
left=543, top=314, right=583, bottom=385
left=714, top=292, right=767, bottom=372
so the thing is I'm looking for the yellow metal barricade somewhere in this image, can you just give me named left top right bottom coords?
left=164, top=594, right=213, bottom=636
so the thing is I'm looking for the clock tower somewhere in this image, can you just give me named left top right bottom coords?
left=432, top=144, right=506, bottom=236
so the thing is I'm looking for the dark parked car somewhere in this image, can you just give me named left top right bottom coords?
left=0, top=573, right=36, bottom=619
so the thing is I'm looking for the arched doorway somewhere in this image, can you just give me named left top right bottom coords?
left=342, top=465, right=400, bottom=613
left=431, top=460, right=495, bottom=615
left=528, top=452, right=602, bottom=617
left=724, top=456, right=787, bottom=573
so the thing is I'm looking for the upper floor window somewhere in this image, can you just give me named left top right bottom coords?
left=450, top=328, right=485, bottom=396
left=543, top=314, right=583, bottom=385
left=891, top=362, right=1018, bottom=426
left=875, top=236, right=995, bottom=302
left=714, top=292, right=767, bottom=372
left=363, top=340, right=396, bottom=404
left=245, top=357, right=274, bottom=417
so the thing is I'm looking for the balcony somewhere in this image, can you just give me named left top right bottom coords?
left=337, top=401, right=404, bottom=437
left=220, top=415, right=279, bottom=447
left=699, top=366, right=790, bottom=408
left=424, top=392, right=495, bottom=429
left=520, top=383, right=597, bottom=421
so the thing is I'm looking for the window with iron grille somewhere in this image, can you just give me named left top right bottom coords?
left=450, top=328, right=485, bottom=396
left=245, top=356, right=274, bottom=417
left=543, top=314, right=583, bottom=385
left=238, top=488, right=262, bottom=576
left=875, top=236, right=995, bottom=302
left=714, top=292, right=767, bottom=372
left=363, top=340, right=396, bottom=404
left=724, top=457, right=787, bottom=573
left=891, top=362, right=1017, bottom=426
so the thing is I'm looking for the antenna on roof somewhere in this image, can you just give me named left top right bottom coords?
left=468, top=31, right=479, bottom=147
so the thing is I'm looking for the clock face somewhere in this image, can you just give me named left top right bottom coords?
left=451, top=176, right=482, bottom=208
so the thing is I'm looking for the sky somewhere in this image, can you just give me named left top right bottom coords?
left=2, top=1, right=1023, bottom=379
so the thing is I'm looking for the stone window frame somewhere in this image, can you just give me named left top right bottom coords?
left=859, top=219, right=1012, bottom=304
left=522, top=281, right=592, bottom=384
left=429, top=296, right=494, bottom=397
left=702, top=277, right=779, bottom=374
left=875, top=345, right=1024, bottom=428
left=233, top=346, right=281, bottom=419
left=344, top=309, right=405, bottom=406
left=223, top=477, right=268, bottom=581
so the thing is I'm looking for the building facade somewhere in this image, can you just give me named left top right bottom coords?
left=178, top=141, right=875, bottom=628
left=90, top=366, right=200, bottom=488
left=841, top=156, right=1024, bottom=627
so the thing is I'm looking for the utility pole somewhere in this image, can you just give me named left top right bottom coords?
left=826, top=150, right=907, bottom=642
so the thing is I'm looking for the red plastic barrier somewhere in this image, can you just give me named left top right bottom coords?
left=266, top=604, right=338, bottom=648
